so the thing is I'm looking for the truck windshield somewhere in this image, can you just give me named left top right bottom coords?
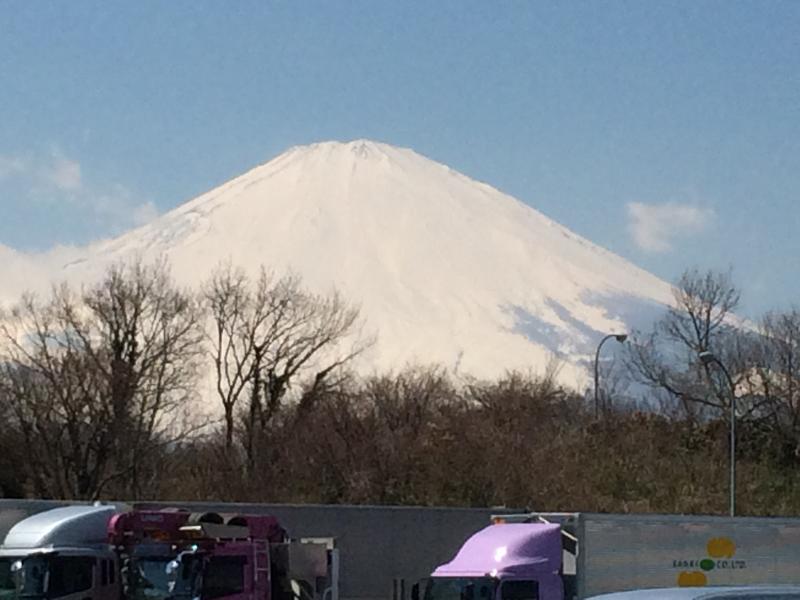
left=0, top=558, right=17, bottom=600
left=170, top=555, right=203, bottom=600
left=130, top=558, right=172, bottom=600
left=424, top=578, right=496, bottom=600
left=0, top=556, right=48, bottom=599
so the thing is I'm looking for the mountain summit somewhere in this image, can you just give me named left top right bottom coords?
left=15, top=140, right=674, bottom=383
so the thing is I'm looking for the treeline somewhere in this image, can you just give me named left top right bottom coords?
left=0, top=261, right=798, bottom=516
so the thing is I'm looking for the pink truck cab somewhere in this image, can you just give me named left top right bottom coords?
left=109, top=510, right=337, bottom=600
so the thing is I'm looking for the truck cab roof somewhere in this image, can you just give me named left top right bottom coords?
left=0, top=545, right=115, bottom=558
left=432, top=523, right=562, bottom=579
left=1, top=505, right=116, bottom=550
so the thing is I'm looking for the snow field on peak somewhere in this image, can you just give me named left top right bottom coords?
left=3, top=140, right=676, bottom=391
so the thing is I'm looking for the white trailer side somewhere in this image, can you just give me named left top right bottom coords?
left=502, top=513, right=800, bottom=599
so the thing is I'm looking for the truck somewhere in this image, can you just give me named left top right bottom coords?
left=0, top=505, right=338, bottom=600
left=109, top=509, right=338, bottom=600
left=414, top=512, right=800, bottom=600
left=0, top=505, right=121, bottom=600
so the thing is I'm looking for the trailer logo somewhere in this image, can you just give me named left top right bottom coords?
left=140, top=514, right=166, bottom=523
left=673, top=537, right=746, bottom=587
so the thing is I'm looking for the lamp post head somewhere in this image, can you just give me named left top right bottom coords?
left=699, top=350, right=716, bottom=366
left=614, top=334, right=628, bottom=343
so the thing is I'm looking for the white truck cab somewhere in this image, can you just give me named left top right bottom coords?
left=0, top=506, right=119, bottom=600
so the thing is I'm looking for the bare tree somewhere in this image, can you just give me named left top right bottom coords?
left=664, top=269, right=741, bottom=353
left=202, top=263, right=371, bottom=464
left=740, top=308, right=800, bottom=460
left=625, top=268, right=750, bottom=418
left=203, top=264, right=255, bottom=448
left=0, top=261, right=203, bottom=499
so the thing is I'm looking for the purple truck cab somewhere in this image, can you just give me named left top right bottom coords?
left=415, top=524, right=564, bottom=600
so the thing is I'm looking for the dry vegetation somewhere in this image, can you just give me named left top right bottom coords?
left=0, top=261, right=798, bottom=516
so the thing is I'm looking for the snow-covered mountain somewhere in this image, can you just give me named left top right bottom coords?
left=2, top=140, right=674, bottom=386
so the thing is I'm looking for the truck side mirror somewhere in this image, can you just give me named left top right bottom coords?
left=165, top=560, right=180, bottom=577
left=411, top=583, right=420, bottom=600
left=10, top=560, right=23, bottom=591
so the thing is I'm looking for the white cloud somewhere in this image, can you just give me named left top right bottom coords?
left=3, top=148, right=83, bottom=192
left=0, top=146, right=158, bottom=240
left=93, top=184, right=159, bottom=230
left=132, top=201, right=159, bottom=226
left=626, top=201, right=714, bottom=253
left=45, top=154, right=82, bottom=191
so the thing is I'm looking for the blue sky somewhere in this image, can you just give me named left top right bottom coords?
left=1, top=1, right=798, bottom=317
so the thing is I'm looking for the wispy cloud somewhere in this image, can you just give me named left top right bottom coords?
left=132, top=201, right=159, bottom=226
left=0, top=146, right=158, bottom=242
left=626, top=201, right=714, bottom=253
left=44, top=152, right=82, bottom=191
left=91, top=183, right=159, bottom=230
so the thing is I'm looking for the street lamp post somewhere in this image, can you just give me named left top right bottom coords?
left=594, top=333, right=628, bottom=417
left=699, top=350, right=737, bottom=517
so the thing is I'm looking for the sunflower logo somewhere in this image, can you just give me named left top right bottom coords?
left=676, top=537, right=739, bottom=587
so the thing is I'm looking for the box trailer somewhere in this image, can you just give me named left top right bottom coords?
left=416, top=512, right=800, bottom=600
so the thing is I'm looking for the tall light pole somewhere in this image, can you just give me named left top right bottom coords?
left=594, top=333, right=628, bottom=417
left=699, top=350, right=736, bottom=517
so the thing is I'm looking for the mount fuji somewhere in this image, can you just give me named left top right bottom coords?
left=1, top=140, right=674, bottom=386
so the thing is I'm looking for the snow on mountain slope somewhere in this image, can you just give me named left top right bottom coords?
left=5, top=140, right=675, bottom=386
